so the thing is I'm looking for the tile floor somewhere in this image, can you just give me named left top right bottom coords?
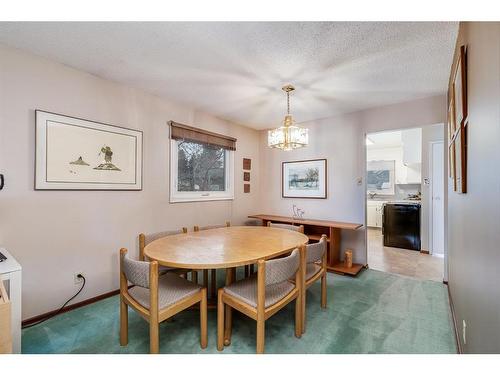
left=367, top=228, right=444, bottom=282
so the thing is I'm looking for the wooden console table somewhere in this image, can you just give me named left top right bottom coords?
left=248, top=214, right=364, bottom=276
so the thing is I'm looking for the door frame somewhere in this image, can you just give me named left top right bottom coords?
left=429, top=140, right=445, bottom=257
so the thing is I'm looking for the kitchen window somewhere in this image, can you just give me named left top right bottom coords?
left=169, top=121, right=235, bottom=203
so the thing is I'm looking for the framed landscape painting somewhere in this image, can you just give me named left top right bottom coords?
left=35, top=110, right=143, bottom=190
left=282, top=159, right=327, bottom=199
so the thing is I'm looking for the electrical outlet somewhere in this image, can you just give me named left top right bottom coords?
left=462, top=319, right=467, bottom=345
left=74, top=272, right=84, bottom=285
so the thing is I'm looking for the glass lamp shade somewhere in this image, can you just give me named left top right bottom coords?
left=268, top=124, right=309, bottom=151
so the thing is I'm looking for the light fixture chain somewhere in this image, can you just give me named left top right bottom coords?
left=287, top=91, right=290, bottom=115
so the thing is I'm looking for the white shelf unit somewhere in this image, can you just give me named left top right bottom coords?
left=0, top=248, right=22, bottom=354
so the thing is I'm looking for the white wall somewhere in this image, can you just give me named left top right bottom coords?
left=447, top=22, right=500, bottom=353
left=259, top=95, right=446, bottom=266
left=0, top=45, right=261, bottom=319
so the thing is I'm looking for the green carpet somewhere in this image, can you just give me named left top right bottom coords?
left=22, top=269, right=457, bottom=354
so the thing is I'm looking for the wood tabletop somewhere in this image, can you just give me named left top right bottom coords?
left=144, top=226, right=309, bottom=269
left=248, top=214, right=363, bottom=230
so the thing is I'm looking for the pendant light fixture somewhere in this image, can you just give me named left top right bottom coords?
left=267, top=84, right=308, bottom=151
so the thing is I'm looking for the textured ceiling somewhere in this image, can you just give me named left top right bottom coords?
left=0, top=22, right=458, bottom=129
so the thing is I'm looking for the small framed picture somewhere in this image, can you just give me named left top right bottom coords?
left=449, top=143, right=456, bottom=190
left=35, top=110, right=143, bottom=190
left=453, top=46, right=467, bottom=127
left=282, top=159, right=327, bottom=199
left=448, top=86, right=456, bottom=140
left=454, top=129, right=463, bottom=194
left=456, top=123, right=467, bottom=194
left=243, top=158, right=251, bottom=170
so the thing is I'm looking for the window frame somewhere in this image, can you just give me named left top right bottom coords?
left=169, top=139, right=235, bottom=203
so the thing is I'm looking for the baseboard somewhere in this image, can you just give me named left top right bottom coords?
left=446, top=284, right=462, bottom=354
left=22, top=289, right=120, bottom=327
left=420, top=249, right=430, bottom=254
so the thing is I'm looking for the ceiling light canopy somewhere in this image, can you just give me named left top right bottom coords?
left=268, top=85, right=308, bottom=151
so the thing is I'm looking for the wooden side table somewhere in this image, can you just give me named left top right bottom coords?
left=248, top=214, right=365, bottom=276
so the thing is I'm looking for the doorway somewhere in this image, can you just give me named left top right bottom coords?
left=430, top=141, right=445, bottom=257
left=365, top=125, right=445, bottom=282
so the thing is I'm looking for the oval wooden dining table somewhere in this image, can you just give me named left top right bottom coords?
left=144, top=225, right=309, bottom=346
left=144, top=225, right=309, bottom=269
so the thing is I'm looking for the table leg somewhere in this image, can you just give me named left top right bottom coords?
left=211, top=269, right=217, bottom=298
left=203, top=270, right=208, bottom=289
left=224, top=267, right=235, bottom=346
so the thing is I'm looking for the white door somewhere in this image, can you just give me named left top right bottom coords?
left=431, top=142, right=445, bottom=256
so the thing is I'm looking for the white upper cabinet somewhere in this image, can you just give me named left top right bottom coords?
left=402, top=128, right=422, bottom=165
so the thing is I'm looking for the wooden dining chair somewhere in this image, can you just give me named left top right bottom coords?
left=194, top=221, right=231, bottom=298
left=119, top=248, right=207, bottom=354
left=297, top=234, right=328, bottom=333
left=217, top=245, right=305, bottom=354
left=267, top=221, right=305, bottom=233
left=139, top=228, right=190, bottom=278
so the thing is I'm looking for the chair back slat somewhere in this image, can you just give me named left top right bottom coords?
left=144, top=229, right=185, bottom=245
left=121, top=252, right=150, bottom=288
left=265, top=249, right=299, bottom=285
left=306, top=237, right=327, bottom=263
left=194, top=221, right=230, bottom=232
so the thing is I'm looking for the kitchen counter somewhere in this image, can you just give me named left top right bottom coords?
left=367, top=199, right=421, bottom=204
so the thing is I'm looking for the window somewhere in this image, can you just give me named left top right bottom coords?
left=169, top=122, right=235, bottom=202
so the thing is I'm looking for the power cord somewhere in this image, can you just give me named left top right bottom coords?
left=23, top=274, right=86, bottom=329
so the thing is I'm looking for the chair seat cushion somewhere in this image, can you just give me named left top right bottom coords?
left=224, top=275, right=295, bottom=308
left=129, top=273, right=201, bottom=310
left=306, top=263, right=322, bottom=281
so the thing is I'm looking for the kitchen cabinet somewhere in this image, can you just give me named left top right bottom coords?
left=367, top=205, right=377, bottom=227
left=367, top=200, right=386, bottom=228
left=400, top=128, right=422, bottom=184
left=402, top=128, right=422, bottom=165
left=405, top=163, right=422, bottom=184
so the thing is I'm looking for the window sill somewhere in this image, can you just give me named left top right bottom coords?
left=169, top=196, right=235, bottom=203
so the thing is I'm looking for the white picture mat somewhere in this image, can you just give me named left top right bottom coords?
left=35, top=111, right=142, bottom=190
left=282, top=159, right=326, bottom=198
